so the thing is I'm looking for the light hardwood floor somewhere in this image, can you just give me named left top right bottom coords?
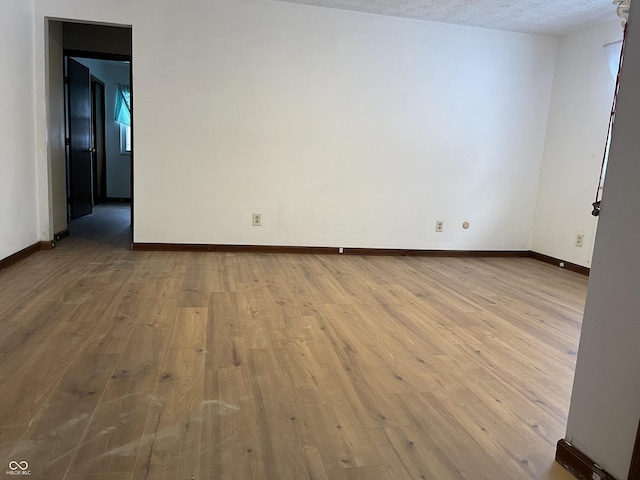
left=0, top=204, right=584, bottom=479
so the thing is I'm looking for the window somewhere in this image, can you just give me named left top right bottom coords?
left=115, top=84, right=131, bottom=154
left=120, top=123, right=131, bottom=154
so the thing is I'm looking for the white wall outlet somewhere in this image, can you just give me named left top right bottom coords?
left=252, top=213, right=262, bottom=226
left=576, top=233, right=584, bottom=247
left=435, top=220, right=444, bottom=232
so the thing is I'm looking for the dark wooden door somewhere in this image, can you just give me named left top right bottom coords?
left=67, top=58, right=93, bottom=219
left=91, top=78, right=106, bottom=204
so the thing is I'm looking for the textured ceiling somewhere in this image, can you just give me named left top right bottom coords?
left=273, top=0, right=620, bottom=36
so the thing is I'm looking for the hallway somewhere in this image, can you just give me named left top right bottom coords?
left=67, top=202, right=132, bottom=250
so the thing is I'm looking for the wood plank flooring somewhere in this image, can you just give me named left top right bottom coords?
left=0, top=204, right=584, bottom=479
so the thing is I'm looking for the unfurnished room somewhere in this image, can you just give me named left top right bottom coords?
left=1, top=0, right=639, bottom=479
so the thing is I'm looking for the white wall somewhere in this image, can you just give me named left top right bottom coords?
left=532, top=21, right=622, bottom=267
left=564, top=5, right=640, bottom=479
left=74, top=58, right=131, bottom=199
left=0, top=0, right=38, bottom=260
left=136, top=0, right=557, bottom=248
left=34, top=0, right=557, bottom=249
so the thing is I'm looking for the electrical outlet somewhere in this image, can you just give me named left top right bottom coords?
left=435, top=220, right=444, bottom=233
left=253, top=213, right=262, bottom=226
left=576, top=233, right=584, bottom=247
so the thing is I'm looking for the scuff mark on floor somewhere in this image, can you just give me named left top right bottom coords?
left=202, top=399, right=240, bottom=414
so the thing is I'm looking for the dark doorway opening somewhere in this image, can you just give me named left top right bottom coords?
left=54, top=20, right=133, bottom=247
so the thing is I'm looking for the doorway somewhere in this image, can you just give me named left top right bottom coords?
left=48, top=20, right=133, bottom=246
left=65, top=55, right=132, bottom=212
